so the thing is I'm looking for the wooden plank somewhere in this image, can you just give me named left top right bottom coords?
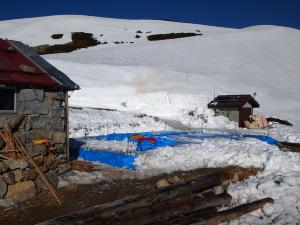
left=71, top=160, right=103, bottom=172
left=64, top=91, right=70, bottom=161
left=154, top=207, right=218, bottom=225
left=38, top=173, right=224, bottom=225
left=277, top=141, right=300, bottom=153
left=190, top=197, right=274, bottom=225
left=109, top=193, right=232, bottom=225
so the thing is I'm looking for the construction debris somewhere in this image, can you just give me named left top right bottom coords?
left=244, top=115, right=268, bottom=129
left=267, top=117, right=293, bottom=126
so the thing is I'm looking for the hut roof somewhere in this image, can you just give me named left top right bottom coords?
left=208, top=95, right=260, bottom=109
left=0, top=38, right=79, bottom=91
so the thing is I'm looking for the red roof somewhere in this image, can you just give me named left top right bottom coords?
left=0, top=39, right=60, bottom=87
left=208, top=95, right=260, bottom=109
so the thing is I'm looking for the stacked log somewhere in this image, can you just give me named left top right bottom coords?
left=71, top=160, right=103, bottom=172
left=276, top=141, right=300, bottom=153
left=38, top=173, right=274, bottom=225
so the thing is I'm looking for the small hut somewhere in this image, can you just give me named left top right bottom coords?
left=0, top=38, right=79, bottom=158
left=207, top=95, right=260, bottom=127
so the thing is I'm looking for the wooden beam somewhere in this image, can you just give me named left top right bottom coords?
left=13, top=134, right=62, bottom=205
left=37, top=173, right=224, bottom=225
left=64, top=91, right=70, bottom=161
left=6, top=114, right=25, bottom=131
left=190, top=197, right=274, bottom=225
left=109, top=193, right=232, bottom=225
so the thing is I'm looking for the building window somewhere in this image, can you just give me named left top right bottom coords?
left=0, top=88, right=16, bottom=112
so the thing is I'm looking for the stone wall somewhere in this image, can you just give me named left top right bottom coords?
left=0, top=88, right=71, bottom=202
left=0, top=88, right=67, bottom=154
left=0, top=155, right=71, bottom=201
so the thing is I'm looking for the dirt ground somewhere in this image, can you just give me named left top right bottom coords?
left=0, top=166, right=260, bottom=225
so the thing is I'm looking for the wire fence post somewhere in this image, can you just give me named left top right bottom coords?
left=234, top=123, right=237, bottom=136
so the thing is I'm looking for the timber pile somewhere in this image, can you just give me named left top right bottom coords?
left=39, top=173, right=274, bottom=225
left=0, top=114, right=71, bottom=204
left=71, top=160, right=103, bottom=172
left=276, top=141, right=300, bottom=153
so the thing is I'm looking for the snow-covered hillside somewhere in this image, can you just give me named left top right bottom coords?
left=1, top=15, right=300, bottom=128
left=1, top=15, right=300, bottom=225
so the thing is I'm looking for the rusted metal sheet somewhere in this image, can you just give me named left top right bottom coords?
left=0, top=39, right=59, bottom=88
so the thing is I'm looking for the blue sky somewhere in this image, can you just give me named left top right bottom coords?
left=2, top=0, right=300, bottom=29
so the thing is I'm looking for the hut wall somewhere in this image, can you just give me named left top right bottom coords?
left=215, top=108, right=239, bottom=124
left=0, top=88, right=67, bottom=154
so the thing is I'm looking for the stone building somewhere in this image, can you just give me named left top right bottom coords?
left=0, top=38, right=79, bottom=158
left=207, top=95, right=260, bottom=127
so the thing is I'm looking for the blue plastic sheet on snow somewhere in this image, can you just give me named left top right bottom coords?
left=79, top=149, right=136, bottom=170
left=242, top=134, right=278, bottom=145
left=76, top=131, right=279, bottom=170
left=136, top=137, right=177, bottom=151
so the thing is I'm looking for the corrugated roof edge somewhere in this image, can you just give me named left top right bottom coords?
left=9, top=40, right=80, bottom=91
left=207, top=94, right=260, bottom=108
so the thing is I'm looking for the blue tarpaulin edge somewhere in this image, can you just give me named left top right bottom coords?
left=79, top=149, right=136, bottom=170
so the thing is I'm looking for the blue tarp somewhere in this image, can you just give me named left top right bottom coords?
left=96, top=131, right=199, bottom=141
left=183, top=133, right=278, bottom=145
left=136, top=137, right=177, bottom=151
left=243, top=134, right=278, bottom=145
left=76, top=131, right=279, bottom=170
left=79, top=149, right=136, bottom=170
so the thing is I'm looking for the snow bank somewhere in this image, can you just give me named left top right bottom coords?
left=1, top=15, right=299, bottom=127
left=135, top=135, right=300, bottom=224
left=69, top=108, right=171, bottom=138
left=135, top=138, right=277, bottom=175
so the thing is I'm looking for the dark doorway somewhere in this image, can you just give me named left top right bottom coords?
left=239, top=108, right=251, bottom=127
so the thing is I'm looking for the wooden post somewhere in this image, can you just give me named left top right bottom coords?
left=64, top=91, right=70, bottom=161
left=13, top=134, right=62, bottom=205
left=6, top=114, right=25, bottom=131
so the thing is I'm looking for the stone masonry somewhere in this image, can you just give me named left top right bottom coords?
left=0, top=88, right=71, bottom=202
left=0, top=88, right=67, bottom=154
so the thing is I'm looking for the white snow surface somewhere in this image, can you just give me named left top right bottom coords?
left=1, top=15, right=300, bottom=224
left=1, top=15, right=300, bottom=128
left=69, top=107, right=171, bottom=138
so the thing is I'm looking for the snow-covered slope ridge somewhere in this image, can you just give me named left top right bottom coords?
left=1, top=15, right=300, bottom=128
